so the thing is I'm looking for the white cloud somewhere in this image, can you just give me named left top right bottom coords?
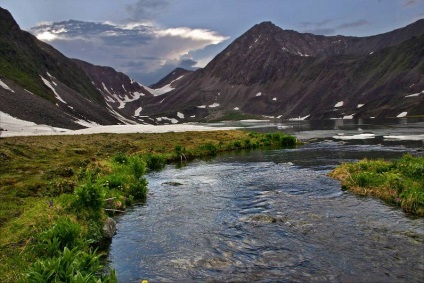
left=30, top=20, right=228, bottom=84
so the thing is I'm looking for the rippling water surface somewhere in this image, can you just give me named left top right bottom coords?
left=108, top=120, right=424, bottom=282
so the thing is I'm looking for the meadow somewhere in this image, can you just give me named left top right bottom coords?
left=0, top=130, right=296, bottom=282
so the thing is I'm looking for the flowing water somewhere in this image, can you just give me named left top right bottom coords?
left=108, top=119, right=424, bottom=282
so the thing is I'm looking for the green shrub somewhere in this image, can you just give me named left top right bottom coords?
left=128, top=155, right=146, bottom=179
left=74, top=181, right=104, bottom=210
left=200, top=143, right=217, bottom=156
left=24, top=247, right=117, bottom=283
left=145, top=154, right=166, bottom=170
left=129, top=178, right=148, bottom=200
left=113, top=152, right=128, bottom=164
left=34, top=217, right=82, bottom=258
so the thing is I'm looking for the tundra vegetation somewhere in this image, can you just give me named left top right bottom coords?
left=0, top=130, right=297, bottom=282
left=330, top=154, right=424, bottom=216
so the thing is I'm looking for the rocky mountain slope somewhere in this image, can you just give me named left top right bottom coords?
left=0, top=7, right=126, bottom=129
left=1, top=5, right=423, bottom=129
left=141, top=20, right=424, bottom=121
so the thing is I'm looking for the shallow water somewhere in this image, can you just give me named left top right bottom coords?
left=108, top=134, right=424, bottom=282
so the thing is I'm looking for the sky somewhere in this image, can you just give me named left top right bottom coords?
left=1, top=0, right=423, bottom=85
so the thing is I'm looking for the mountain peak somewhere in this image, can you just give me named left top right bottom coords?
left=0, top=7, right=20, bottom=34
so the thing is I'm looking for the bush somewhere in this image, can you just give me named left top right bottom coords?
left=24, top=247, right=117, bottom=283
left=145, top=154, right=166, bottom=170
left=113, top=152, right=128, bottom=164
left=34, top=217, right=82, bottom=258
left=200, top=143, right=217, bottom=156
left=74, top=181, right=104, bottom=211
left=128, top=155, right=146, bottom=179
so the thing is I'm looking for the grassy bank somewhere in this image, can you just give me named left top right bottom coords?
left=329, top=154, right=424, bottom=216
left=0, top=130, right=297, bottom=282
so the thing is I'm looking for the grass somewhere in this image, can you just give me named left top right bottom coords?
left=0, top=130, right=297, bottom=282
left=329, top=154, right=424, bottom=216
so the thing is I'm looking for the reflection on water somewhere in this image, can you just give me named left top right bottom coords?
left=108, top=131, right=424, bottom=282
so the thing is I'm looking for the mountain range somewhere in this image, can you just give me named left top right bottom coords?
left=0, top=6, right=423, bottom=130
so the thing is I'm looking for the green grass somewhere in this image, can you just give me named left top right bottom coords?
left=0, top=130, right=297, bottom=282
left=329, top=154, right=424, bottom=216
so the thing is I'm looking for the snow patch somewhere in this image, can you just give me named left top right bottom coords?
left=256, top=92, right=262, bottom=97
left=272, top=97, right=277, bottom=101
left=343, top=114, right=355, bottom=119
left=197, top=105, right=206, bottom=109
left=333, top=133, right=375, bottom=140
left=234, top=107, right=240, bottom=111
left=357, top=104, right=364, bottom=108
left=40, top=75, right=67, bottom=104
left=397, top=112, right=408, bottom=118
left=0, top=111, right=69, bottom=136
left=334, top=101, right=344, bottom=108
left=134, top=107, right=142, bottom=116
left=149, top=75, right=184, bottom=96
left=384, top=134, right=424, bottom=141
left=177, top=112, right=185, bottom=119
left=208, top=103, right=220, bottom=108
left=0, top=79, right=14, bottom=93
left=159, top=117, right=179, bottom=124
left=405, top=92, right=421, bottom=98
left=74, top=119, right=100, bottom=127
left=289, top=115, right=310, bottom=121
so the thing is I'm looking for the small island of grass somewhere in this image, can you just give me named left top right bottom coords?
left=329, top=154, right=424, bottom=216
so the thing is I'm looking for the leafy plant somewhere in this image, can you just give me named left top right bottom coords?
left=23, top=247, right=117, bottom=283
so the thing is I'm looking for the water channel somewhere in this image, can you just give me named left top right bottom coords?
left=108, top=118, right=424, bottom=282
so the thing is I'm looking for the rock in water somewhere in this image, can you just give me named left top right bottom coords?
left=103, top=217, right=117, bottom=239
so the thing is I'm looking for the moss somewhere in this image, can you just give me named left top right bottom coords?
left=329, top=154, right=424, bottom=216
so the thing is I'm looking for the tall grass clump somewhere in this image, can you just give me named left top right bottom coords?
left=330, top=154, right=424, bottom=216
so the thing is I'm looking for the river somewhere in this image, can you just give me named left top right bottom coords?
left=107, top=118, right=424, bottom=282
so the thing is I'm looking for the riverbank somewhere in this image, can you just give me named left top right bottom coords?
left=0, top=130, right=296, bottom=282
left=329, top=154, right=424, bottom=216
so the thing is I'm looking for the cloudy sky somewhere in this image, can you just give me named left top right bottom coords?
left=1, top=0, right=423, bottom=85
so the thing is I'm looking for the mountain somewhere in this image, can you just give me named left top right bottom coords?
left=0, top=7, right=128, bottom=129
left=1, top=6, right=423, bottom=130
left=141, top=20, right=424, bottom=121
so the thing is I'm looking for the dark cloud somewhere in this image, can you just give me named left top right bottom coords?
left=300, top=18, right=371, bottom=35
left=404, top=0, right=419, bottom=7
left=29, top=19, right=227, bottom=85
left=336, top=19, right=370, bottom=29
left=126, top=0, right=169, bottom=21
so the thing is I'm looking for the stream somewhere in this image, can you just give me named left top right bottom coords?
left=108, top=118, right=424, bottom=282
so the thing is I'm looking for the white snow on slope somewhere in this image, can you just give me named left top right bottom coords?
left=209, top=103, right=220, bottom=108
left=0, top=111, right=69, bottom=136
left=234, top=107, right=240, bottom=110
left=288, top=114, right=310, bottom=121
left=334, top=101, right=344, bottom=108
left=197, top=105, right=206, bottom=109
left=134, top=107, right=142, bottom=116
left=177, top=112, right=185, bottom=119
left=397, top=112, right=408, bottom=118
left=40, top=75, right=67, bottom=104
left=157, top=117, right=178, bottom=124
left=405, top=91, right=423, bottom=98
left=148, top=75, right=185, bottom=96
left=256, top=92, right=262, bottom=97
left=343, top=114, right=355, bottom=119
left=357, top=104, right=364, bottom=108
left=0, top=79, right=14, bottom=93
left=74, top=119, right=100, bottom=127
left=272, top=97, right=277, bottom=101
left=384, top=134, right=424, bottom=141
left=333, top=133, right=375, bottom=140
